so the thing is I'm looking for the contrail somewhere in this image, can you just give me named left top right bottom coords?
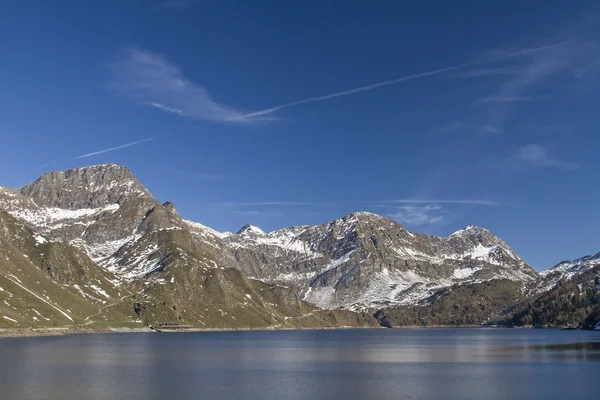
left=231, top=40, right=574, bottom=120
left=379, top=199, right=501, bottom=206
left=75, top=133, right=171, bottom=159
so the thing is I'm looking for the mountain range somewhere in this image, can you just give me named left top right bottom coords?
left=1, top=164, right=598, bottom=332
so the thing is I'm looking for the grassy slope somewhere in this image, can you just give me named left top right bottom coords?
left=131, top=229, right=377, bottom=329
left=1, top=212, right=377, bottom=332
left=0, top=211, right=137, bottom=329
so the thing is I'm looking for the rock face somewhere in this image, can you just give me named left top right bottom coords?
left=5, top=163, right=594, bottom=330
left=0, top=165, right=152, bottom=244
left=225, top=213, right=537, bottom=310
left=0, top=165, right=378, bottom=330
left=21, top=164, right=151, bottom=209
left=535, top=252, right=600, bottom=294
left=1, top=165, right=538, bottom=312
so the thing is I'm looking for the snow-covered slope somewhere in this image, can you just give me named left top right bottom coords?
left=225, top=212, right=537, bottom=310
left=1, top=165, right=538, bottom=312
left=0, top=165, right=169, bottom=278
left=532, top=252, right=600, bottom=294
left=236, top=224, right=265, bottom=235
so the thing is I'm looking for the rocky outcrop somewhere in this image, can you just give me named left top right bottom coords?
left=225, top=213, right=537, bottom=309
left=20, top=164, right=151, bottom=209
left=7, top=163, right=595, bottom=331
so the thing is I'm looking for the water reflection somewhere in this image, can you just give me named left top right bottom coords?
left=0, top=329, right=599, bottom=400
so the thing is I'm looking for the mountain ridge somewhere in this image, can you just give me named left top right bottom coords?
left=1, top=164, right=597, bottom=332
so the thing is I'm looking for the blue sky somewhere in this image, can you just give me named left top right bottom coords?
left=1, top=1, right=599, bottom=270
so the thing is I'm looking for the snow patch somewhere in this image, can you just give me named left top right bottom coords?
left=90, top=285, right=110, bottom=298
left=184, top=220, right=231, bottom=239
left=34, top=235, right=47, bottom=245
left=321, top=249, right=357, bottom=273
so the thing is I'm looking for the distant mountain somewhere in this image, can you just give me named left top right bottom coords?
left=0, top=165, right=376, bottom=330
left=532, top=252, right=600, bottom=295
left=236, top=224, right=265, bottom=235
left=373, top=252, right=600, bottom=329
left=1, top=164, right=597, bottom=331
left=504, top=255, right=600, bottom=329
left=225, top=213, right=537, bottom=310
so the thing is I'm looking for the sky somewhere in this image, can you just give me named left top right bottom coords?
left=1, top=1, right=599, bottom=270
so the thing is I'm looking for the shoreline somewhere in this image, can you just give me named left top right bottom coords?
left=1, top=324, right=582, bottom=339
left=0, top=325, right=381, bottom=339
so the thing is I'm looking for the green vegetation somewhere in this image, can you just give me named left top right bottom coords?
left=502, top=266, right=600, bottom=328
left=374, top=279, right=524, bottom=327
left=0, top=211, right=377, bottom=333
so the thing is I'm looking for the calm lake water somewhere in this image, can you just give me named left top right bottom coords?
left=1, top=328, right=599, bottom=400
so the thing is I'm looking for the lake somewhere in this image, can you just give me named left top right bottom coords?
left=1, top=328, right=599, bottom=399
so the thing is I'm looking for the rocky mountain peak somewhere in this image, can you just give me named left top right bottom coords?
left=236, top=224, right=265, bottom=235
left=547, top=252, right=600, bottom=273
left=449, top=224, right=487, bottom=236
left=20, top=164, right=152, bottom=209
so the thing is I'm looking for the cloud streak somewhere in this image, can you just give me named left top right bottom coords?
left=75, top=134, right=167, bottom=159
left=472, top=95, right=539, bottom=106
left=388, top=204, right=445, bottom=226
left=172, top=170, right=242, bottom=181
left=427, top=121, right=502, bottom=137
left=110, top=49, right=254, bottom=123
left=240, top=201, right=322, bottom=206
left=231, top=40, right=573, bottom=121
left=513, top=144, right=579, bottom=170
left=451, top=66, right=522, bottom=78
left=473, top=39, right=600, bottom=130
left=144, top=102, right=184, bottom=115
left=212, top=201, right=321, bottom=207
left=378, top=199, right=501, bottom=206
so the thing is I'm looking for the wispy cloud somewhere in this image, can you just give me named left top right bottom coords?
left=230, top=41, right=571, bottom=121
left=172, top=170, right=242, bottom=181
left=513, top=144, right=579, bottom=170
left=378, top=199, right=501, bottom=206
left=388, top=204, right=445, bottom=226
left=427, top=121, right=468, bottom=136
left=239, top=201, right=322, bottom=206
left=427, top=121, right=502, bottom=136
left=75, top=134, right=167, bottom=159
left=473, top=39, right=600, bottom=129
left=144, top=102, right=184, bottom=115
left=452, top=66, right=522, bottom=78
left=481, top=125, right=503, bottom=134
left=381, top=197, right=499, bottom=226
left=209, top=202, right=284, bottom=218
left=36, top=161, right=57, bottom=170
left=212, top=201, right=321, bottom=207
left=110, top=48, right=256, bottom=123
left=472, top=95, right=539, bottom=106
left=232, top=210, right=261, bottom=216
left=518, top=124, right=573, bottom=136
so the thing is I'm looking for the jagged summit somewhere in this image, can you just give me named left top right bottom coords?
left=449, top=224, right=487, bottom=236
left=4, top=161, right=595, bottom=330
left=227, top=210, right=537, bottom=309
left=236, top=224, right=265, bottom=235
left=545, top=251, right=600, bottom=275
left=20, top=164, right=152, bottom=209
left=347, top=211, right=384, bottom=218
